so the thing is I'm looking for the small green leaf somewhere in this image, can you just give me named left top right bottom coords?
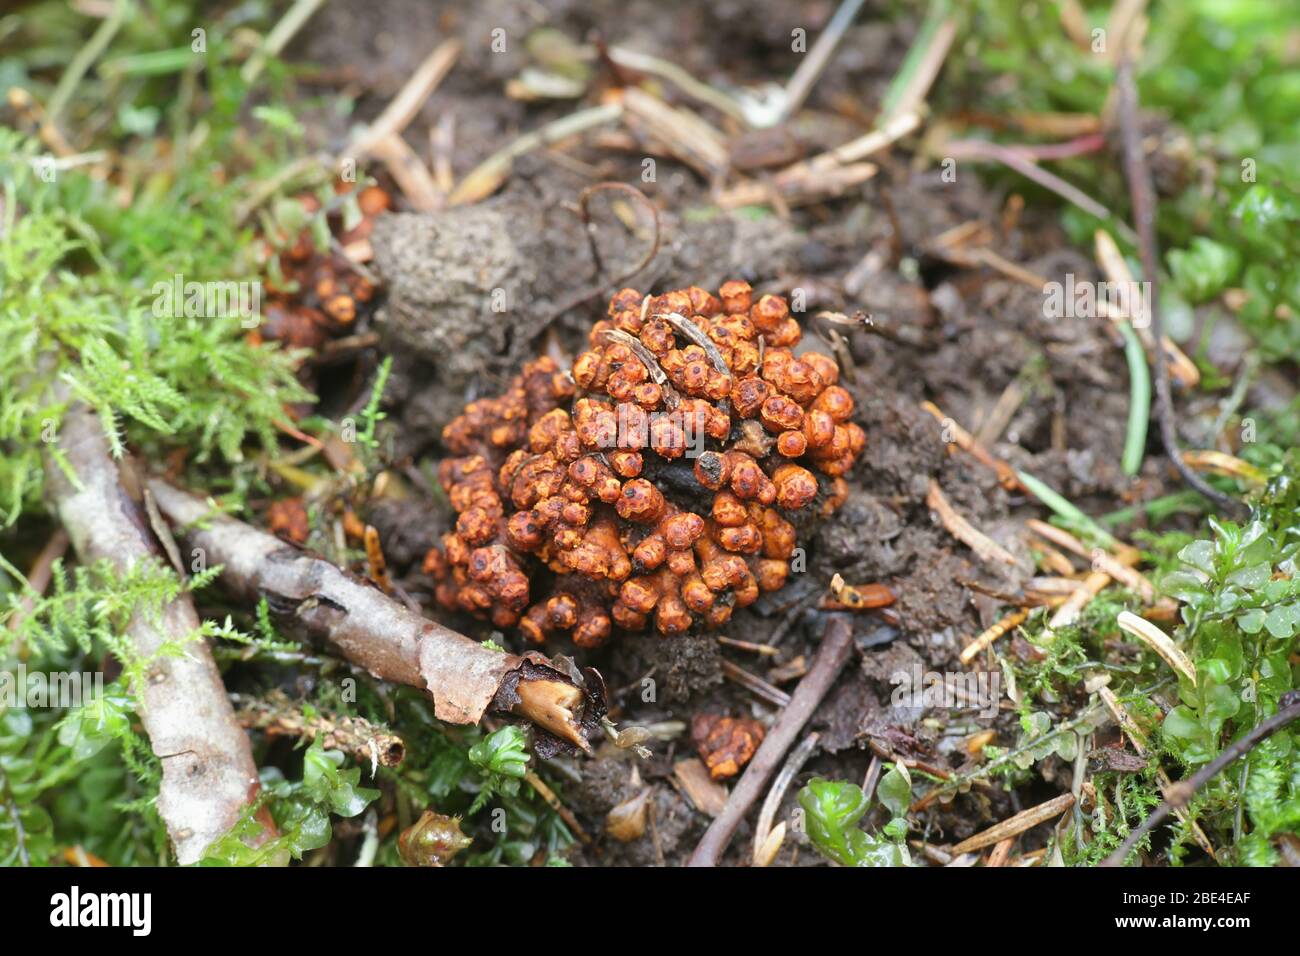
left=798, top=778, right=869, bottom=867
left=1263, top=604, right=1299, bottom=639
left=876, top=766, right=912, bottom=819
left=1227, top=562, right=1271, bottom=590
left=1177, top=540, right=1216, bottom=577
left=1238, top=607, right=1266, bottom=634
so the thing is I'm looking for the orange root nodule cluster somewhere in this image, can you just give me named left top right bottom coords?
left=252, top=184, right=389, bottom=351
left=424, top=281, right=864, bottom=646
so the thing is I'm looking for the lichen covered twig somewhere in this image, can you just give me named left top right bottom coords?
left=233, top=690, right=406, bottom=768
left=45, top=404, right=264, bottom=864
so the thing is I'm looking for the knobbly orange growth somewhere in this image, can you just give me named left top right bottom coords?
left=252, top=184, right=389, bottom=351
left=424, top=282, right=865, bottom=645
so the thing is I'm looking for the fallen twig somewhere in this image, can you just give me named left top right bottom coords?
left=688, top=614, right=855, bottom=866
left=45, top=404, right=265, bottom=864
left=716, top=635, right=779, bottom=657
left=721, top=659, right=791, bottom=708
left=147, top=480, right=604, bottom=754
left=1102, top=691, right=1300, bottom=866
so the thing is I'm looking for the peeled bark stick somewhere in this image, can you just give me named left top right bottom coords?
left=147, top=479, right=600, bottom=752
left=687, top=614, right=856, bottom=867
left=45, top=404, right=262, bottom=865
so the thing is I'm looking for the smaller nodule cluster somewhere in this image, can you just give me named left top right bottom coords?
left=425, top=281, right=865, bottom=646
left=252, top=184, right=390, bottom=351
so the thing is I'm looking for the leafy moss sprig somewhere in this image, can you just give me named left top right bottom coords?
left=797, top=767, right=912, bottom=867
left=199, top=740, right=379, bottom=866
left=466, top=725, right=530, bottom=814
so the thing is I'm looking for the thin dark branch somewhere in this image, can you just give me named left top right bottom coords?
left=1101, top=690, right=1300, bottom=866
left=1115, top=55, right=1245, bottom=518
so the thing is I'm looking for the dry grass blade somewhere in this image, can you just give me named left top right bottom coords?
left=622, top=87, right=729, bottom=178
left=717, top=111, right=920, bottom=208
left=605, top=45, right=749, bottom=124
left=346, top=39, right=462, bottom=159
left=1094, top=229, right=1199, bottom=387
left=525, top=770, right=591, bottom=844
left=1025, top=519, right=1156, bottom=604
left=752, top=731, right=820, bottom=867
left=1181, top=449, right=1267, bottom=487
left=960, top=608, right=1030, bottom=665
left=926, top=479, right=1019, bottom=568
left=1116, top=611, right=1197, bottom=685
left=951, top=793, right=1075, bottom=855
left=450, top=103, right=623, bottom=205
left=920, top=401, right=1021, bottom=490
left=1046, top=570, right=1111, bottom=631
left=368, top=133, right=444, bottom=211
